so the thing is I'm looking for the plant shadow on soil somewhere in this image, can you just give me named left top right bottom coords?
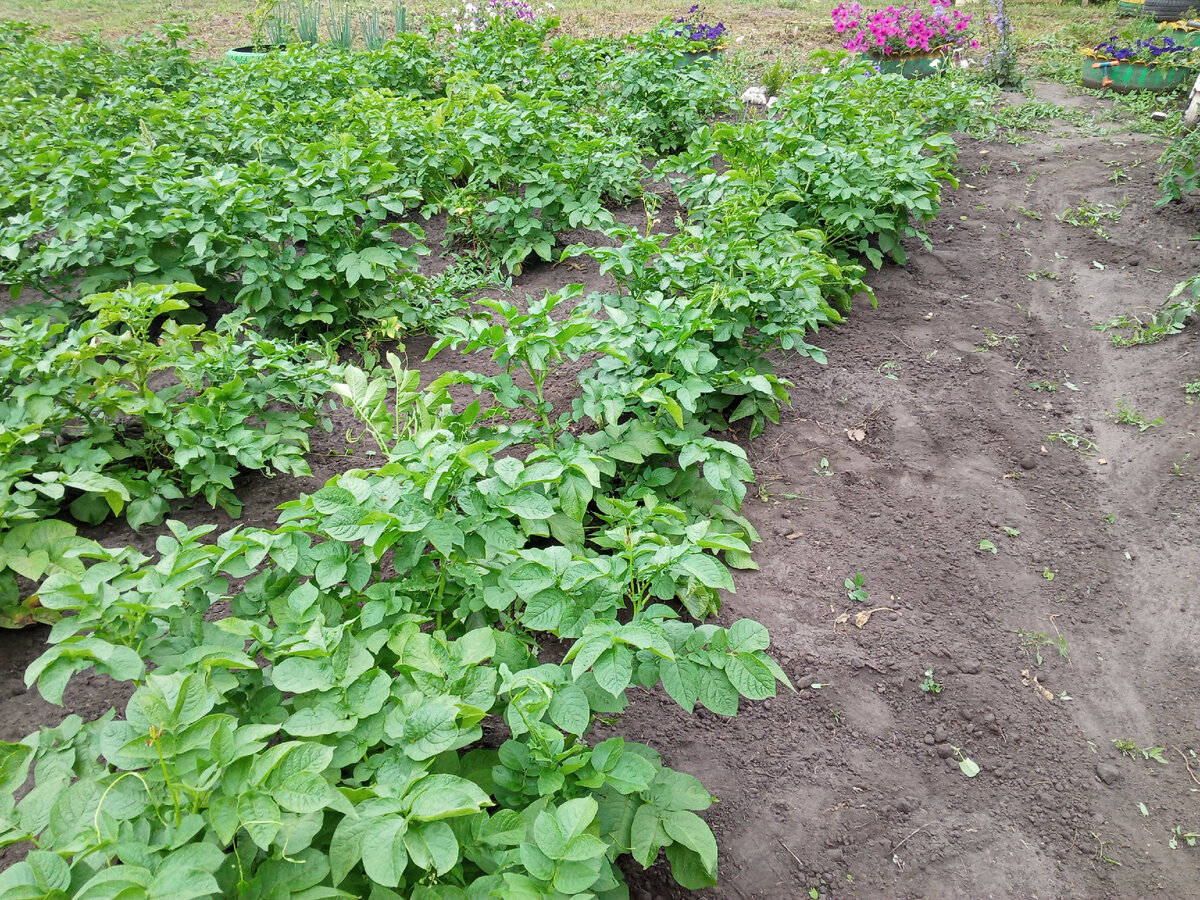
left=3, top=92, right=1199, bottom=897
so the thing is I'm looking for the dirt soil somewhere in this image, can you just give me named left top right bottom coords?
left=4, top=88, right=1200, bottom=897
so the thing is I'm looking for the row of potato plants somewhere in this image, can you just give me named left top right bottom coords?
left=0, top=19, right=992, bottom=900
left=0, top=17, right=736, bottom=624
left=0, top=20, right=732, bottom=333
left=0, top=282, right=339, bottom=625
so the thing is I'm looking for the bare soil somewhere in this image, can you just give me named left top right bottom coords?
left=4, top=91, right=1200, bottom=898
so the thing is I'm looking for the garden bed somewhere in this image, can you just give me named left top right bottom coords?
left=3, top=88, right=1199, bottom=898
left=618, top=113, right=1200, bottom=898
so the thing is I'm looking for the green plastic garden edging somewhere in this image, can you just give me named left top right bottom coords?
left=1117, top=0, right=1147, bottom=16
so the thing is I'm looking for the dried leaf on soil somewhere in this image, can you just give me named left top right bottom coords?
left=1021, top=668, right=1055, bottom=701
left=854, top=607, right=897, bottom=629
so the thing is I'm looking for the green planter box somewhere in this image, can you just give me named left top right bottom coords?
left=1117, top=0, right=1147, bottom=15
left=1081, top=58, right=1189, bottom=92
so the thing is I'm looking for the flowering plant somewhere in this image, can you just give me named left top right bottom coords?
left=832, top=0, right=976, bottom=57
left=1086, top=33, right=1199, bottom=66
left=979, top=0, right=1020, bottom=87
left=445, top=0, right=553, bottom=33
left=671, top=5, right=728, bottom=49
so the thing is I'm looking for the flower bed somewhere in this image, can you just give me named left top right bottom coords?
left=670, top=5, right=729, bottom=51
left=1082, top=31, right=1199, bottom=91
left=832, top=0, right=977, bottom=58
left=1086, top=32, right=1198, bottom=64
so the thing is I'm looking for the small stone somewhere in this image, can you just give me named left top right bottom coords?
left=960, top=661, right=981, bottom=675
left=934, top=724, right=948, bottom=742
left=924, top=734, right=936, bottom=745
left=1020, top=455, right=1038, bottom=470
left=1096, top=762, right=1122, bottom=786
left=937, top=744, right=954, bottom=759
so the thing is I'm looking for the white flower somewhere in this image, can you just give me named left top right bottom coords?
left=546, top=2, right=555, bottom=8
left=465, top=3, right=476, bottom=11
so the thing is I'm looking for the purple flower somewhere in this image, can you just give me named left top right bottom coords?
left=671, top=5, right=727, bottom=46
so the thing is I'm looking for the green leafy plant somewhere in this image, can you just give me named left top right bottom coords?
left=978, top=538, right=998, bottom=554
left=0, top=283, right=337, bottom=627
left=0, top=429, right=792, bottom=896
left=1017, top=629, right=1068, bottom=665
left=762, top=58, right=791, bottom=98
left=845, top=572, right=869, bottom=603
left=0, top=22, right=980, bottom=894
left=428, top=285, right=618, bottom=446
left=1094, top=311, right=1182, bottom=347
left=949, top=745, right=980, bottom=778
left=1113, top=739, right=1168, bottom=764
left=1111, top=398, right=1163, bottom=432
left=1, top=283, right=337, bottom=527
left=1047, top=429, right=1099, bottom=454
left=1169, top=826, right=1199, bottom=849
left=919, top=669, right=943, bottom=694
left=1056, top=198, right=1125, bottom=239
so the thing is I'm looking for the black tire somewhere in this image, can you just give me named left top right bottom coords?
left=1144, top=0, right=1200, bottom=21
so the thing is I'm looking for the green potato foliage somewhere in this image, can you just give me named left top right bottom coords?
left=0, top=284, right=337, bottom=623
left=0, top=15, right=984, bottom=897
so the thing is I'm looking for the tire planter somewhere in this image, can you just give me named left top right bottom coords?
left=225, top=44, right=287, bottom=65
left=1081, top=58, right=1189, bottom=92
left=1117, top=0, right=1147, bottom=15
left=674, top=48, right=724, bottom=67
left=1144, top=0, right=1200, bottom=21
left=1167, top=26, right=1200, bottom=46
left=866, top=50, right=947, bottom=78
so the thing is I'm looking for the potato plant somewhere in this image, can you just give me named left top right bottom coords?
left=0, top=14, right=982, bottom=898
left=0, top=20, right=734, bottom=326
left=0, top=284, right=337, bottom=623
